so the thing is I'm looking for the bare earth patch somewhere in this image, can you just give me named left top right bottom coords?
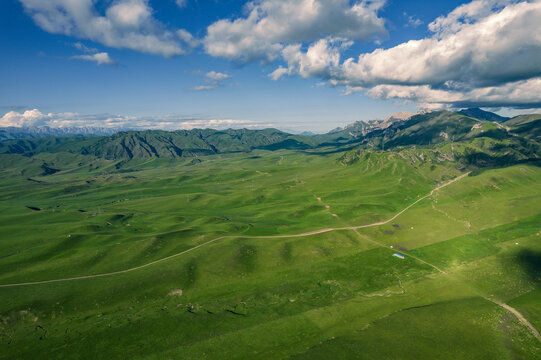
left=168, top=289, right=183, bottom=296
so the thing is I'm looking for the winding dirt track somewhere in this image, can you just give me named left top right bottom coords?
left=490, top=300, right=541, bottom=341
left=0, top=173, right=468, bottom=288
left=1, top=171, right=540, bottom=342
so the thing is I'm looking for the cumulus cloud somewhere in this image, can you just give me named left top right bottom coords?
left=189, top=84, right=219, bottom=91
left=269, top=66, right=289, bottom=81
left=270, top=37, right=350, bottom=80
left=363, top=78, right=541, bottom=110
left=428, top=0, right=512, bottom=36
left=0, top=109, right=273, bottom=130
left=189, top=71, right=232, bottom=91
left=20, top=0, right=196, bottom=56
left=73, top=41, right=97, bottom=53
left=206, top=71, right=230, bottom=81
left=176, top=29, right=199, bottom=48
left=0, top=109, right=139, bottom=128
left=337, top=1, right=541, bottom=89
left=175, top=0, right=188, bottom=8
left=0, top=109, right=53, bottom=127
left=404, top=13, right=423, bottom=28
left=203, top=0, right=386, bottom=62
left=178, top=119, right=274, bottom=130
left=71, top=52, right=116, bottom=65
left=272, top=0, right=541, bottom=109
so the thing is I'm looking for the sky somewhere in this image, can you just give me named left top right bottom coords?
left=0, top=0, right=540, bottom=133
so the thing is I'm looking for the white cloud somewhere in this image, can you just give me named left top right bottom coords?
left=189, top=84, right=219, bottom=91
left=404, top=13, right=423, bottom=28
left=0, top=109, right=273, bottom=130
left=175, top=0, right=188, bottom=8
left=176, top=29, right=199, bottom=48
left=428, top=0, right=512, bottom=36
left=0, top=109, right=136, bottom=128
left=206, top=71, right=230, bottom=81
left=73, top=42, right=97, bottom=53
left=272, top=0, right=541, bottom=109
left=338, top=1, right=541, bottom=89
left=107, top=0, right=151, bottom=28
left=71, top=52, right=116, bottom=65
left=178, top=119, right=273, bottom=130
left=270, top=37, right=349, bottom=80
left=189, top=71, right=232, bottom=91
left=20, top=0, right=196, bottom=57
left=0, top=109, right=51, bottom=127
left=203, top=0, right=386, bottom=62
left=269, top=66, right=289, bottom=80
left=365, top=78, right=541, bottom=109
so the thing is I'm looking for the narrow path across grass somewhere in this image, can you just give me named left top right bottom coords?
left=1, top=172, right=539, bottom=342
left=0, top=173, right=468, bottom=288
left=489, top=300, right=541, bottom=341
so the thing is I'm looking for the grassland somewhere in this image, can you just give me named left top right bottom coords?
left=0, top=146, right=540, bottom=359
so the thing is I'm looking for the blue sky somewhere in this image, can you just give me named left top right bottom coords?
left=1, top=0, right=540, bottom=132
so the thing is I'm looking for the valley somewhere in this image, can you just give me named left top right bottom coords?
left=0, top=110, right=540, bottom=359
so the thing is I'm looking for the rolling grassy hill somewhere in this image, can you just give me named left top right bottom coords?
left=0, top=110, right=540, bottom=359
left=0, top=128, right=315, bottom=159
left=459, top=107, right=510, bottom=122
left=1, top=109, right=539, bottom=162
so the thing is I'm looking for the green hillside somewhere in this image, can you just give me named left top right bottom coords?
left=2, top=111, right=540, bottom=163
left=0, top=128, right=315, bottom=159
left=504, top=114, right=541, bottom=127
left=459, top=107, right=510, bottom=122
left=509, top=119, right=541, bottom=140
left=0, top=111, right=540, bottom=359
left=81, top=128, right=315, bottom=159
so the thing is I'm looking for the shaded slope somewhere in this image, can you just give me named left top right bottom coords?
left=340, top=111, right=540, bottom=169
left=81, top=128, right=315, bottom=159
left=459, top=108, right=509, bottom=122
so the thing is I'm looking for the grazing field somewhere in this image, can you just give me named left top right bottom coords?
left=0, top=149, right=540, bottom=359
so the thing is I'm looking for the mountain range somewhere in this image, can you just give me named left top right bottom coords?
left=0, top=109, right=539, bottom=171
left=0, top=125, right=119, bottom=141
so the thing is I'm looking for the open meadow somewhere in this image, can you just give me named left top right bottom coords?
left=0, top=147, right=540, bottom=359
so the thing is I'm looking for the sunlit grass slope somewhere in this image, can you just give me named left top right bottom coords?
left=0, top=149, right=539, bottom=359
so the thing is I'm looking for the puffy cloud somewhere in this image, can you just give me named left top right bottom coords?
left=189, top=71, right=232, bottom=91
left=178, top=119, right=274, bottom=130
left=0, top=109, right=53, bottom=127
left=269, top=66, right=289, bottom=81
left=270, top=37, right=350, bottom=80
left=0, top=109, right=136, bottom=128
left=404, top=13, right=423, bottom=28
left=338, top=0, right=541, bottom=89
left=71, top=52, right=116, bottom=65
left=0, top=109, right=272, bottom=130
left=175, top=0, right=188, bottom=8
left=73, top=42, right=97, bottom=53
left=366, top=78, right=541, bottom=109
left=20, top=0, right=196, bottom=56
left=176, top=29, right=199, bottom=48
left=203, top=0, right=386, bottom=62
left=189, top=85, right=219, bottom=91
left=273, top=0, right=541, bottom=109
left=206, top=71, right=230, bottom=81
left=428, top=0, right=512, bottom=36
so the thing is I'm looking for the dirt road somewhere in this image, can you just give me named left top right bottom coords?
left=0, top=173, right=468, bottom=288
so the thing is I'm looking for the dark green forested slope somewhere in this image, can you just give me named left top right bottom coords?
left=0, top=110, right=539, bottom=162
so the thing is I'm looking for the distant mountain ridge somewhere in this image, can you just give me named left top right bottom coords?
left=0, top=110, right=539, bottom=166
left=81, top=128, right=314, bottom=159
left=321, top=112, right=416, bottom=145
left=0, top=126, right=120, bottom=141
left=385, top=111, right=415, bottom=122
left=339, top=110, right=540, bottom=168
left=458, top=108, right=510, bottom=122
